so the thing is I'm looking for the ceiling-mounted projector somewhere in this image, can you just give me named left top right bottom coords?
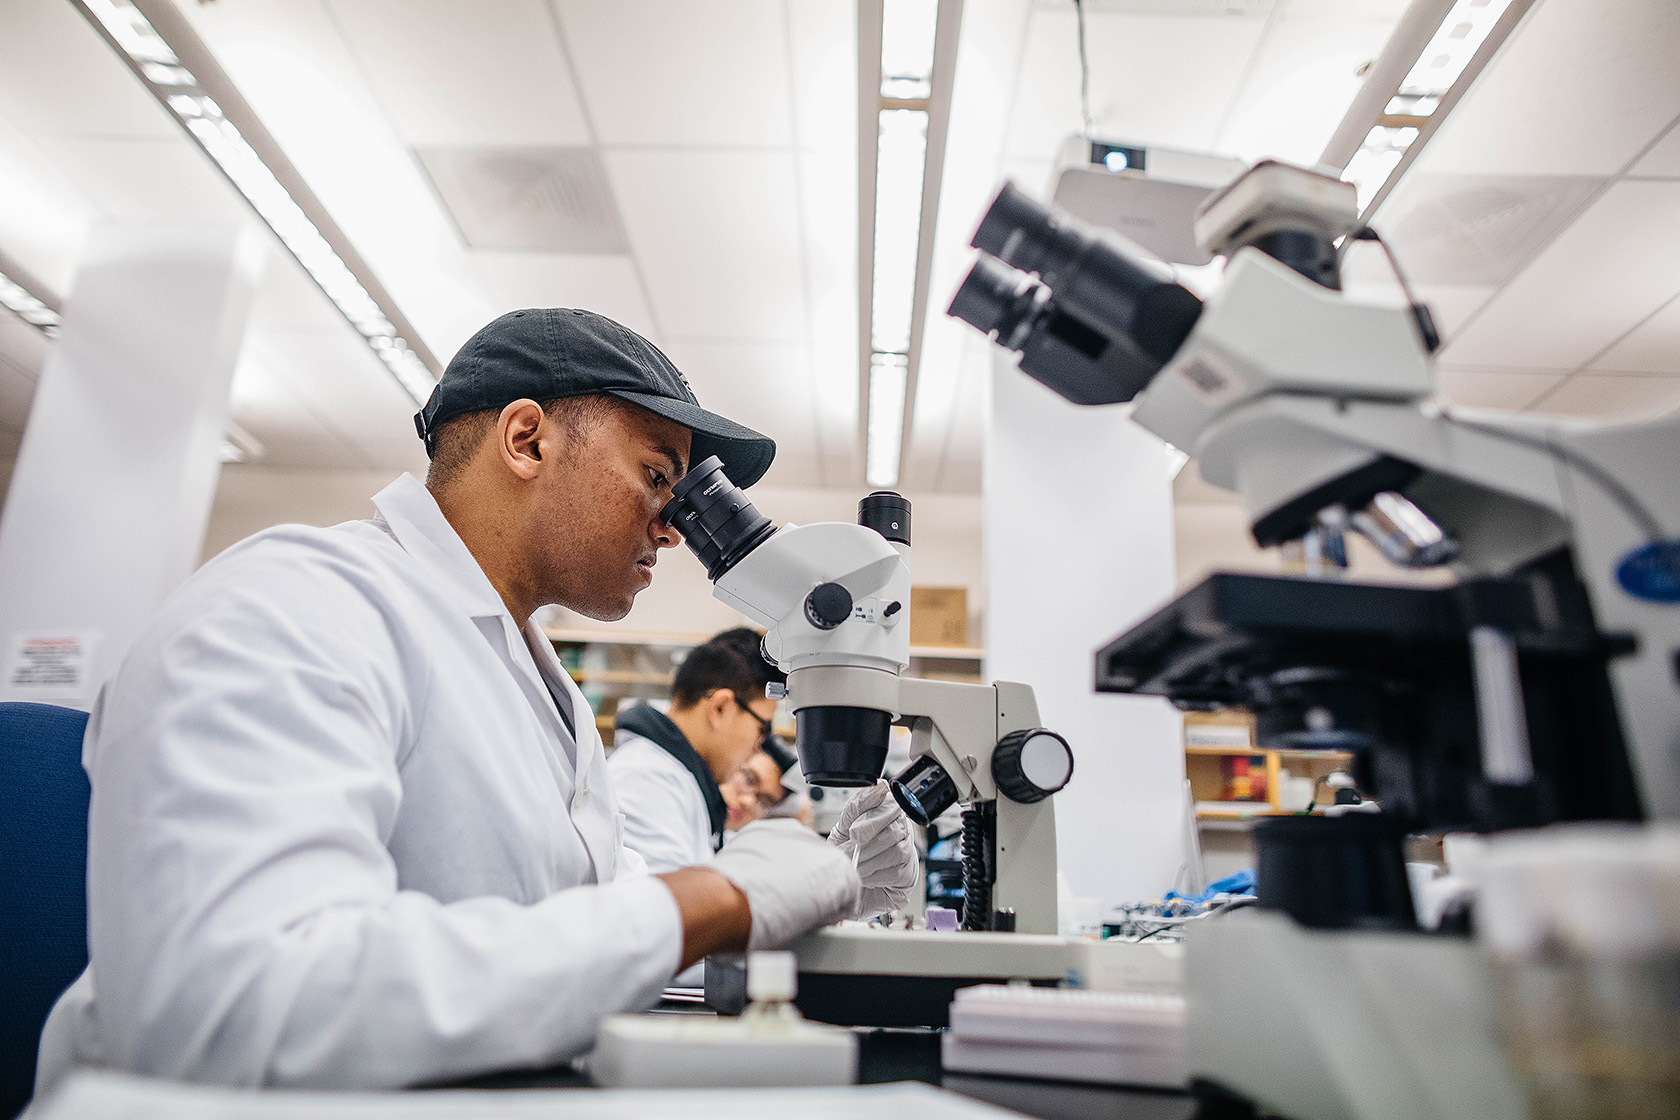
left=1049, top=136, right=1245, bottom=265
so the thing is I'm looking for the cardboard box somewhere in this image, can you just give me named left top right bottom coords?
left=910, top=586, right=969, bottom=647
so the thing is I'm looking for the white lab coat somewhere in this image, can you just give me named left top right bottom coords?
left=606, top=732, right=715, bottom=874
left=37, top=474, right=679, bottom=1092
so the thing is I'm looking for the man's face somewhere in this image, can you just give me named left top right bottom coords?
left=722, top=746, right=786, bottom=831
left=535, top=403, right=690, bottom=620
left=712, top=694, right=776, bottom=782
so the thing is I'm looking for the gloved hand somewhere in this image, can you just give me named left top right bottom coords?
left=711, top=818, right=860, bottom=949
left=829, top=781, right=919, bottom=919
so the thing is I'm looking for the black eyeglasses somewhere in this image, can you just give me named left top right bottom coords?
left=735, top=695, right=774, bottom=742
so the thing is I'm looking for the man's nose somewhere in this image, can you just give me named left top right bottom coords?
left=653, top=518, right=682, bottom=549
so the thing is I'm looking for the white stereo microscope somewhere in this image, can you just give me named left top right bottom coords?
left=660, top=460, right=1077, bottom=1026
left=949, top=160, right=1679, bottom=1118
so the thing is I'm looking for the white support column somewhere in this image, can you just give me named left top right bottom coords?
left=984, top=353, right=1187, bottom=915
left=0, top=223, right=262, bottom=708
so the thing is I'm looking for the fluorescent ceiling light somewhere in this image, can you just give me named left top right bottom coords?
left=73, top=0, right=438, bottom=405
left=870, top=109, right=929, bottom=354
left=880, top=0, right=937, bottom=95
left=864, top=0, right=943, bottom=490
left=866, top=353, right=908, bottom=489
left=1329, top=0, right=1525, bottom=212
left=0, top=271, right=60, bottom=336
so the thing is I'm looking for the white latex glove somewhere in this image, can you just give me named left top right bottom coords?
left=711, top=819, right=861, bottom=949
left=829, top=781, right=919, bottom=919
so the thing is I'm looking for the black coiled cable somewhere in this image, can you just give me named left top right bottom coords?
left=960, top=804, right=996, bottom=931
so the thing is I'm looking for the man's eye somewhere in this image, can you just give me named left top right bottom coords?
left=648, top=468, right=668, bottom=490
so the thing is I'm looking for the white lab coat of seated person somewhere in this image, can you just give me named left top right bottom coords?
left=607, top=705, right=726, bottom=875
left=37, top=473, right=679, bottom=1093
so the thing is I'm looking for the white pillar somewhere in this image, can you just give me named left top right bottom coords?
left=984, top=353, right=1187, bottom=913
left=0, top=223, right=262, bottom=708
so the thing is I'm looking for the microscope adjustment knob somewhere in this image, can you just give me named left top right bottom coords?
left=804, top=582, right=853, bottom=630
left=991, top=728, right=1073, bottom=803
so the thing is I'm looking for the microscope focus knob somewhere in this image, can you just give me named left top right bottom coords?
left=804, top=582, right=853, bottom=630
left=991, top=729, right=1074, bottom=803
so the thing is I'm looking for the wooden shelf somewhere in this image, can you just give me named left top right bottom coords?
left=566, top=669, right=674, bottom=686
left=1185, top=744, right=1355, bottom=760
left=546, top=627, right=711, bottom=647
left=909, top=645, right=984, bottom=660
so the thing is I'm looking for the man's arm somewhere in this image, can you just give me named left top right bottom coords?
left=655, top=870, right=751, bottom=967
left=85, top=544, right=684, bottom=1089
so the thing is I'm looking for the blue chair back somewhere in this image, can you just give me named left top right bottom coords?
left=0, top=703, right=91, bottom=1119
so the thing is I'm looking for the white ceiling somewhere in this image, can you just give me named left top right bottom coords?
left=1352, top=0, right=1680, bottom=421
left=0, top=0, right=1676, bottom=504
left=903, top=0, right=1411, bottom=490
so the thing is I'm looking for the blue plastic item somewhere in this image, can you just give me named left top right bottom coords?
left=1163, top=868, right=1256, bottom=905
left=0, top=703, right=91, bottom=1119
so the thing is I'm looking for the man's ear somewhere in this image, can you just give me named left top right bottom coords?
left=497, top=399, right=547, bottom=480
left=705, top=688, right=737, bottom=728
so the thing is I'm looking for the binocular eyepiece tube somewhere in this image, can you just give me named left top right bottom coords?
left=948, top=182, right=1203, bottom=408
left=660, top=456, right=777, bottom=581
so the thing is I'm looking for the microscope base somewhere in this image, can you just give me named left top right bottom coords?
left=1186, top=909, right=1527, bottom=1120
left=707, top=925, right=1072, bottom=1027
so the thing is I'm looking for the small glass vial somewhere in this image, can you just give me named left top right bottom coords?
left=743, top=951, right=801, bottom=1024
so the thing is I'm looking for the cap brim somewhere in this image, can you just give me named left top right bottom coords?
left=606, top=390, right=777, bottom=488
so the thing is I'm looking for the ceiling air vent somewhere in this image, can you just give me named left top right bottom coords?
left=1382, top=174, right=1602, bottom=287
left=416, top=146, right=629, bottom=254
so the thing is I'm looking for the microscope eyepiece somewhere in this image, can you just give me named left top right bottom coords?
left=660, top=456, right=777, bottom=581
left=858, top=491, right=911, bottom=546
left=949, top=182, right=1202, bottom=407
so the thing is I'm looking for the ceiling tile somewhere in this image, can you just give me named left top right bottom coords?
left=1416, top=0, right=1680, bottom=178
left=246, top=248, right=349, bottom=332
left=606, top=150, right=807, bottom=341
left=657, top=340, right=818, bottom=449
left=1214, top=9, right=1400, bottom=165
left=227, top=347, right=366, bottom=470
left=179, top=0, right=499, bottom=363
left=1591, top=294, right=1680, bottom=375
left=325, top=0, right=592, bottom=147
left=1004, top=11, right=1267, bottom=163
left=1372, top=174, right=1603, bottom=287
left=1440, top=181, right=1680, bottom=369
left=1530, top=371, right=1680, bottom=420
left=785, top=0, right=856, bottom=149
left=0, top=0, right=178, bottom=141
left=0, top=114, right=101, bottom=295
left=468, top=252, right=656, bottom=338
left=1435, top=366, right=1566, bottom=411
left=796, top=147, right=858, bottom=485
left=1630, top=118, right=1680, bottom=179
left=1408, top=283, right=1497, bottom=341
left=27, top=137, right=253, bottom=228
left=555, top=0, right=793, bottom=147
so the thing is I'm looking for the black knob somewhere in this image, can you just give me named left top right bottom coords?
left=804, top=582, right=853, bottom=630
left=991, top=729, right=1073, bottom=804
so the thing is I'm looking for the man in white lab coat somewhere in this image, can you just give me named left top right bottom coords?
left=610, top=627, right=787, bottom=872
left=37, top=309, right=913, bottom=1093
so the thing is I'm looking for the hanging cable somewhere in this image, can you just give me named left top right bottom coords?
left=1072, top=0, right=1094, bottom=139
left=1350, top=227, right=1667, bottom=546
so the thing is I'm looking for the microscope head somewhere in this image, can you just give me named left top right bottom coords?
left=662, top=459, right=913, bottom=788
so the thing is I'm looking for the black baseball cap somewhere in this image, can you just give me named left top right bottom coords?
left=414, top=308, right=776, bottom=487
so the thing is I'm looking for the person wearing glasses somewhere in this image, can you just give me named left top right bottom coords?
left=609, top=628, right=786, bottom=872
